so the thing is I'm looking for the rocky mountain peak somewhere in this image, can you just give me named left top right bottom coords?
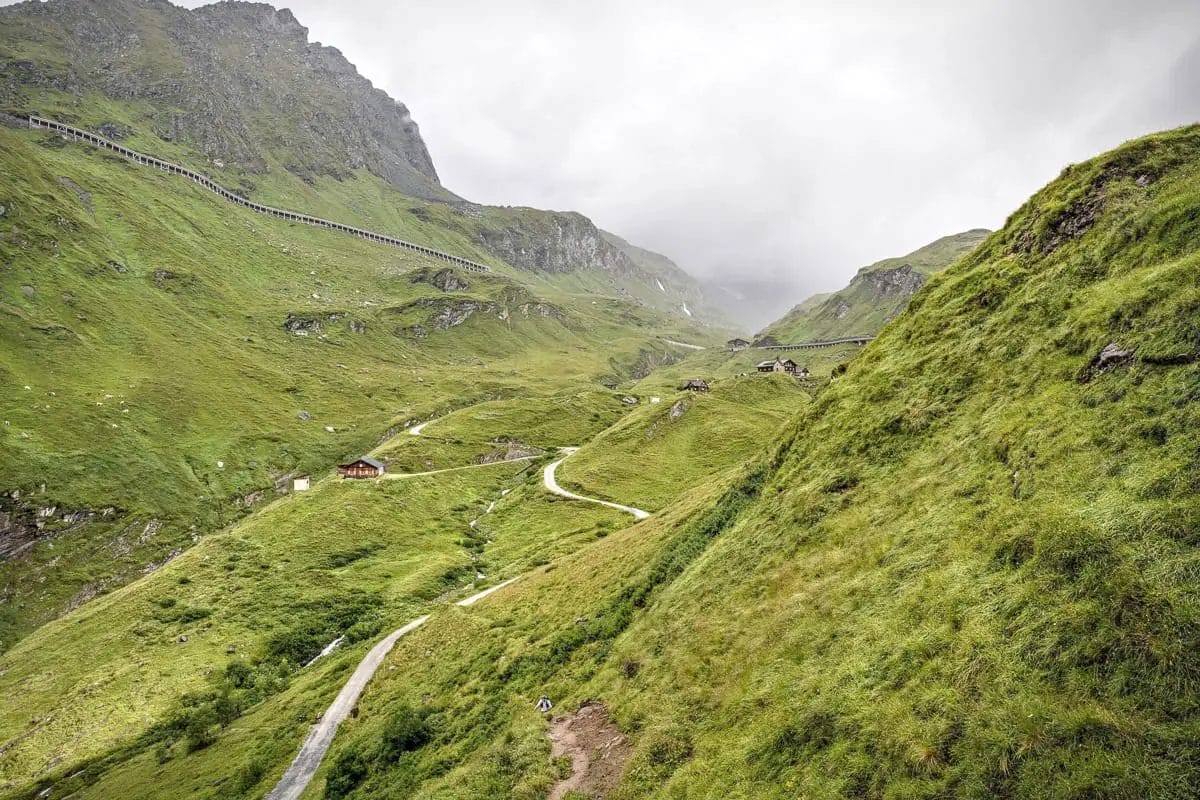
left=0, top=0, right=453, bottom=200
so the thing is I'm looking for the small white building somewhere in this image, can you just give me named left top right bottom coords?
left=293, top=475, right=311, bottom=492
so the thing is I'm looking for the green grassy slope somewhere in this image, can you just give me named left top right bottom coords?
left=145, top=124, right=1200, bottom=800
left=0, top=125, right=683, bottom=651
left=557, top=374, right=807, bottom=510
left=760, top=228, right=990, bottom=344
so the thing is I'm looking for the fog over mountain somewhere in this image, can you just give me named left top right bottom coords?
left=13, top=0, right=1197, bottom=327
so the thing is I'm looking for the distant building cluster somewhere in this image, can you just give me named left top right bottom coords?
left=756, top=357, right=809, bottom=377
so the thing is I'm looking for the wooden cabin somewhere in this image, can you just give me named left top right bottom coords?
left=337, top=457, right=386, bottom=479
left=681, top=379, right=710, bottom=393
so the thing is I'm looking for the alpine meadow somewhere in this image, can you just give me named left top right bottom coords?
left=0, top=2, right=1198, bottom=799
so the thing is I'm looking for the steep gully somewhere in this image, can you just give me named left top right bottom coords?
left=266, top=416, right=649, bottom=799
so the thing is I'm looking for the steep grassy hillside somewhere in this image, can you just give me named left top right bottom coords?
left=72, top=123, right=1196, bottom=800
left=0, top=122, right=686, bottom=651
left=760, top=228, right=990, bottom=344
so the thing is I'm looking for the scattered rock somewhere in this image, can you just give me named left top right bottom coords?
left=432, top=268, right=467, bottom=292
left=297, top=410, right=312, bottom=421
left=1135, top=174, right=1152, bottom=187
left=20, top=285, right=35, bottom=298
left=669, top=400, right=689, bottom=420
left=323, top=425, right=335, bottom=433
left=57, top=176, right=93, bottom=215
left=177, top=635, right=188, bottom=643
left=348, top=319, right=366, bottom=334
left=153, top=269, right=176, bottom=288
left=284, top=314, right=322, bottom=335
left=0, top=203, right=7, bottom=217
left=107, top=259, right=127, bottom=274
left=621, top=395, right=638, bottom=405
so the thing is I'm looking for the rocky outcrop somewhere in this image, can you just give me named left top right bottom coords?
left=475, top=210, right=635, bottom=276
left=0, top=0, right=452, bottom=201
left=388, top=290, right=569, bottom=338
left=858, top=263, right=925, bottom=299
left=283, top=311, right=346, bottom=336
left=408, top=267, right=469, bottom=292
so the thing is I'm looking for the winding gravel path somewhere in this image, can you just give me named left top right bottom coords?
left=264, top=579, right=519, bottom=800
left=543, top=449, right=651, bottom=520
left=264, top=615, right=430, bottom=800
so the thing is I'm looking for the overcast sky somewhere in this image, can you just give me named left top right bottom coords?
left=141, top=2, right=1200, bottom=322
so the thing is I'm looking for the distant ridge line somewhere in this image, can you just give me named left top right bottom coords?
left=23, top=114, right=491, bottom=273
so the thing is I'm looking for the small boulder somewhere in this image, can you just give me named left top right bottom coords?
left=297, top=410, right=312, bottom=421
left=107, top=260, right=127, bottom=273
left=621, top=395, right=639, bottom=405
left=1097, top=342, right=1135, bottom=369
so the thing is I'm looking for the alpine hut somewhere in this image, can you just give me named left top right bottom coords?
left=337, top=456, right=386, bottom=479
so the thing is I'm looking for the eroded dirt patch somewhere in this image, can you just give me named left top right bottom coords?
left=548, top=702, right=631, bottom=800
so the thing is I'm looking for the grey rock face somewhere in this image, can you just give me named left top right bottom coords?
left=860, top=264, right=925, bottom=299
left=475, top=210, right=639, bottom=276
left=0, top=0, right=453, bottom=201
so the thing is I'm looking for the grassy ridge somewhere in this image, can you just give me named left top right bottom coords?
left=760, top=228, right=990, bottom=344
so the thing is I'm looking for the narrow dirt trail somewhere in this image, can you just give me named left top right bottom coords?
left=378, top=456, right=538, bottom=480
left=543, top=449, right=650, bottom=520
left=407, top=414, right=444, bottom=436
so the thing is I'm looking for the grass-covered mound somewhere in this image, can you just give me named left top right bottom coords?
left=557, top=374, right=806, bottom=509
